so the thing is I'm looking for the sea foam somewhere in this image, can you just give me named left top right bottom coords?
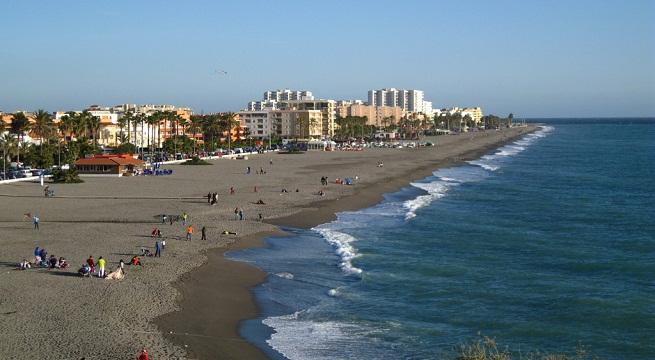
left=263, top=312, right=378, bottom=360
left=314, top=227, right=363, bottom=276
left=404, top=181, right=450, bottom=220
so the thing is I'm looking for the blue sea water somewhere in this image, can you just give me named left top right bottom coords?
left=228, top=119, right=655, bottom=360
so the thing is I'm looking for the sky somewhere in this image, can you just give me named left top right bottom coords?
left=0, top=0, right=653, bottom=117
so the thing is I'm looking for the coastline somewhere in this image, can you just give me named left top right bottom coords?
left=157, top=126, right=539, bottom=359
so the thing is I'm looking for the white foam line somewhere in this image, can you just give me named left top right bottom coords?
left=314, top=227, right=362, bottom=276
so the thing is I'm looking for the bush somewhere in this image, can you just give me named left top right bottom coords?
left=115, top=143, right=137, bottom=154
left=51, top=168, right=84, bottom=183
left=181, top=156, right=211, bottom=165
left=455, top=336, right=596, bottom=360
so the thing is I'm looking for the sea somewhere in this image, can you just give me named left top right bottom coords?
left=227, top=119, right=655, bottom=360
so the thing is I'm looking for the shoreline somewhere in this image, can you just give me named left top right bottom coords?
left=156, top=126, right=539, bottom=359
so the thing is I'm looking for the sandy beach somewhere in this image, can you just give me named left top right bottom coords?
left=0, top=126, right=535, bottom=359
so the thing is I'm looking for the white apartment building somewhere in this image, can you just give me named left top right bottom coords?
left=246, top=100, right=279, bottom=111
left=367, top=88, right=432, bottom=114
left=238, top=109, right=324, bottom=140
left=263, top=89, right=314, bottom=102
left=238, top=111, right=271, bottom=139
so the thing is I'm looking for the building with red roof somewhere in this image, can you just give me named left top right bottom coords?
left=74, top=154, right=145, bottom=176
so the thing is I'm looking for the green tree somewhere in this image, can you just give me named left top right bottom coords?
left=1, top=133, right=17, bottom=173
left=188, top=115, right=203, bottom=153
left=10, top=112, right=30, bottom=165
left=31, top=110, right=55, bottom=162
left=117, top=112, right=129, bottom=144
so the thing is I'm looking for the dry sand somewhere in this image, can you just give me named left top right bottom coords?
left=0, top=126, right=536, bottom=359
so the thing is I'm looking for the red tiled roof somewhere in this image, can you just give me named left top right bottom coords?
left=74, top=155, right=145, bottom=166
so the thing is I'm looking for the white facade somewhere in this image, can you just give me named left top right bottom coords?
left=246, top=100, right=279, bottom=111
left=238, top=111, right=272, bottom=139
left=368, top=88, right=428, bottom=113
left=263, top=89, right=314, bottom=102
left=238, top=109, right=324, bottom=139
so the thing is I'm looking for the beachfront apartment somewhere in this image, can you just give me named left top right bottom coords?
left=277, top=99, right=336, bottom=138
left=461, top=107, right=483, bottom=123
left=238, top=109, right=324, bottom=140
left=367, top=88, right=433, bottom=115
left=274, top=110, right=323, bottom=139
left=263, top=89, right=314, bottom=102
left=336, top=103, right=404, bottom=128
left=238, top=110, right=271, bottom=140
left=434, top=107, right=484, bottom=124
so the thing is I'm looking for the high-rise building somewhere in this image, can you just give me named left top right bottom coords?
left=367, top=88, right=431, bottom=114
left=238, top=109, right=323, bottom=140
left=263, top=89, right=314, bottom=102
left=277, top=99, right=336, bottom=138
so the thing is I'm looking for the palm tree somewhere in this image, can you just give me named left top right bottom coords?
left=10, top=112, right=29, bottom=165
left=221, top=113, right=239, bottom=152
left=189, top=115, right=203, bottom=153
left=31, top=110, right=55, bottom=159
left=59, top=113, right=76, bottom=143
left=134, top=113, right=144, bottom=151
left=1, top=133, right=17, bottom=174
left=88, top=114, right=101, bottom=148
left=117, top=112, right=130, bottom=144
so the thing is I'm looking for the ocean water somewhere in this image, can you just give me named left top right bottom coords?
left=228, top=119, right=655, bottom=360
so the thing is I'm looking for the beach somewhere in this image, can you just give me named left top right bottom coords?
left=0, top=126, right=535, bottom=359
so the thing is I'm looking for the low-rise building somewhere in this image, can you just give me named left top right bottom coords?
left=74, top=154, right=145, bottom=176
left=336, top=104, right=404, bottom=128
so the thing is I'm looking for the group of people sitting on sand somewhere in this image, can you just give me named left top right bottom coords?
left=19, top=247, right=70, bottom=270
left=77, top=255, right=131, bottom=280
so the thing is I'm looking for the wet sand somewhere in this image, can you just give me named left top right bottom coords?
left=0, top=126, right=536, bottom=359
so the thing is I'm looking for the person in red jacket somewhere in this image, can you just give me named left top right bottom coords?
left=137, top=348, right=149, bottom=360
left=86, top=256, right=95, bottom=274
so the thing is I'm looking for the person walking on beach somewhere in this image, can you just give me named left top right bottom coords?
left=234, top=207, right=239, bottom=220
left=269, top=159, right=273, bottom=166
left=138, top=348, right=149, bottom=360
left=238, top=209, right=244, bottom=221
left=33, top=215, right=40, bottom=230
left=201, top=226, right=207, bottom=240
left=186, top=225, right=193, bottom=241
left=97, top=256, right=106, bottom=278
left=246, top=166, right=251, bottom=174
left=155, top=240, right=161, bottom=257
left=230, top=187, right=235, bottom=195
left=182, top=212, right=188, bottom=225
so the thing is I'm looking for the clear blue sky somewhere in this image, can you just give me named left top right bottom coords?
left=1, top=0, right=653, bottom=117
